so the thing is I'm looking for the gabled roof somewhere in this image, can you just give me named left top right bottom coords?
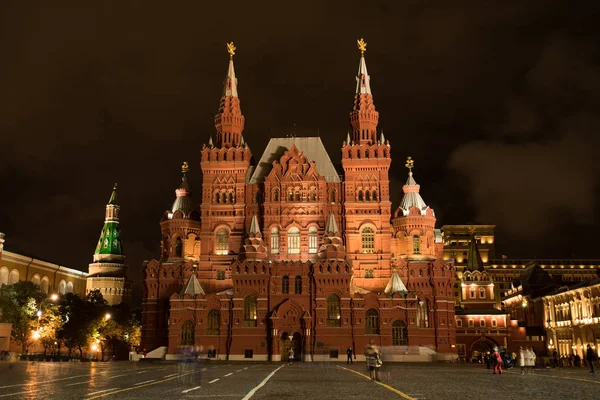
left=180, top=273, right=205, bottom=297
left=465, top=236, right=485, bottom=272
left=248, top=137, right=340, bottom=184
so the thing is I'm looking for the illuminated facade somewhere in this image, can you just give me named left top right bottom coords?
left=141, top=41, right=456, bottom=361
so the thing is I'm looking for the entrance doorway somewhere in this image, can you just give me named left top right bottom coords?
left=280, top=332, right=303, bottom=362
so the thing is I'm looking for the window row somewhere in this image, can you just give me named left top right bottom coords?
left=456, top=318, right=498, bottom=328
left=356, top=190, right=379, bottom=202
left=214, top=192, right=236, bottom=204
left=271, top=189, right=337, bottom=203
left=281, top=276, right=303, bottom=294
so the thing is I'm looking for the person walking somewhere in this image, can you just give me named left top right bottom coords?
left=518, top=346, right=526, bottom=375
left=364, top=344, right=381, bottom=381
left=492, top=350, right=503, bottom=375
left=484, top=353, right=491, bottom=369
left=346, top=347, right=353, bottom=364
left=287, top=347, right=294, bottom=365
left=586, top=344, right=596, bottom=374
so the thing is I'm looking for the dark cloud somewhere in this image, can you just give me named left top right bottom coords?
left=1, top=1, right=599, bottom=300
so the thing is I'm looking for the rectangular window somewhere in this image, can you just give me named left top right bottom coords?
left=288, top=229, right=300, bottom=254
left=469, top=289, right=476, bottom=299
left=491, top=319, right=497, bottom=327
left=244, top=349, right=253, bottom=358
left=480, top=319, right=486, bottom=327
left=479, top=287, right=486, bottom=299
left=468, top=319, right=474, bottom=328
left=216, top=270, right=225, bottom=280
left=329, top=349, right=339, bottom=359
left=309, top=232, right=318, bottom=254
left=271, top=230, right=279, bottom=254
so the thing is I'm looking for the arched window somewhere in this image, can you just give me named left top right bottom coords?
left=8, top=269, right=19, bottom=285
left=329, top=189, right=336, bottom=203
left=310, top=190, right=316, bottom=201
left=216, top=228, right=229, bottom=255
left=273, top=189, right=279, bottom=202
left=365, top=309, right=379, bottom=334
left=372, top=191, right=378, bottom=201
left=181, top=320, right=195, bottom=345
left=480, top=319, right=486, bottom=327
left=255, top=191, right=261, bottom=203
left=294, top=276, right=302, bottom=294
left=417, top=301, right=429, bottom=328
left=327, top=294, right=341, bottom=326
left=479, top=287, right=486, bottom=299
left=215, top=192, right=220, bottom=203
left=0, top=267, right=8, bottom=286
left=31, top=274, right=40, bottom=287
left=282, top=276, right=289, bottom=294
left=222, top=192, right=227, bottom=203
left=308, top=227, right=318, bottom=254
left=41, top=276, right=49, bottom=294
left=243, top=296, right=257, bottom=327
left=392, top=320, right=407, bottom=345
left=288, top=189, right=294, bottom=201
left=66, top=281, right=74, bottom=294
left=491, top=319, right=497, bottom=327
left=358, top=191, right=364, bottom=201
left=365, top=191, right=371, bottom=201
left=456, top=318, right=463, bottom=328
left=295, top=191, right=301, bottom=201
left=270, top=227, right=280, bottom=254
left=287, top=227, right=300, bottom=255
left=361, top=227, right=374, bottom=254
left=413, top=235, right=421, bottom=254
left=229, top=192, right=234, bottom=204
left=469, top=288, right=476, bottom=299
left=207, top=310, right=220, bottom=335
left=58, top=279, right=66, bottom=295
left=468, top=319, right=474, bottom=328
left=175, top=237, right=183, bottom=257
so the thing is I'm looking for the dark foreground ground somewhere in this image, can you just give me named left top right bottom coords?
left=0, top=361, right=598, bottom=400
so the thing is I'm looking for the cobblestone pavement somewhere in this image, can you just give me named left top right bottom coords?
left=0, top=361, right=598, bottom=399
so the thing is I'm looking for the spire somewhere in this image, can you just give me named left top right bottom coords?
left=169, top=161, right=197, bottom=219
left=248, top=214, right=261, bottom=234
left=181, top=270, right=205, bottom=297
left=346, top=132, right=351, bottom=145
left=384, top=269, right=408, bottom=295
left=350, top=38, right=379, bottom=145
left=214, top=41, right=245, bottom=148
left=398, top=157, right=429, bottom=216
left=208, top=135, right=214, bottom=147
left=94, top=184, right=124, bottom=260
left=380, top=130, right=385, bottom=144
left=466, top=234, right=485, bottom=272
left=325, top=212, right=339, bottom=234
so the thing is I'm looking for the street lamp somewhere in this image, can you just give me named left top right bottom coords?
left=104, top=313, right=111, bottom=320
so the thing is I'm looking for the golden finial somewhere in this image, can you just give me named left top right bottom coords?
left=181, top=161, right=189, bottom=174
left=226, top=42, right=236, bottom=59
left=357, top=38, right=367, bottom=55
left=405, top=156, right=414, bottom=171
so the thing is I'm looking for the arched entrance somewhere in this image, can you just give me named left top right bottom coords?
left=280, top=332, right=303, bottom=362
left=470, top=338, right=497, bottom=360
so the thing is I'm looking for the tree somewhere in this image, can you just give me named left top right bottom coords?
left=58, top=293, right=92, bottom=357
left=38, top=303, right=63, bottom=355
left=0, top=282, right=45, bottom=353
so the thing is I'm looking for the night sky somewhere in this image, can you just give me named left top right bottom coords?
left=1, top=2, right=599, bottom=300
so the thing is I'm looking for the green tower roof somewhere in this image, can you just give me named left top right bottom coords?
left=94, top=184, right=123, bottom=258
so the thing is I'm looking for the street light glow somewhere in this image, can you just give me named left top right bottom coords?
left=37, top=310, right=42, bottom=317
left=105, top=313, right=111, bottom=320
left=50, top=294, right=59, bottom=301
left=32, top=331, right=40, bottom=340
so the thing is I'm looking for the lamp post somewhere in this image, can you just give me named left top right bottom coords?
left=33, top=294, right=59, bottom=354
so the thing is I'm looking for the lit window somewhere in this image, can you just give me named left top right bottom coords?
left=243, top=296, right=257, bottom=327
left=479, top=287, right=486, bottom=299
left=469, top=288, right=476, bottom=299
left=361, top=227, right=374, bottom=254
left=417, top=301, right=429, bottom=328
left=216, top=229, right=229, bottom=255
left=287, top=227, right=300, bottom=254
left=308, top=227, right=318, bottom=254
left=413, top=235, right=421, bottom=254
left=273, top=189, right=279, bottom=201
left=270, top=227, right=280, bottom=254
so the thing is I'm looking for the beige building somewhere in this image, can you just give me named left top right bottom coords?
left=542, top=278, right=600, bottom=359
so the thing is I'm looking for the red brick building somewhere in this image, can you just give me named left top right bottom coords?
left=142, top=41, right=456, bottom=362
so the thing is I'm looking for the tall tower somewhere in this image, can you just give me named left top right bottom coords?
left=342, top=38, right=393, bottom=290
left=199, top=42, right=252, bottom=292
left=87, top=184, right=132, bottom=305
left=159, top=162, right=201, bottom=262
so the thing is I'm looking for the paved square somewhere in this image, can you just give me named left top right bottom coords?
left=0, top=361, right=598, bottom=399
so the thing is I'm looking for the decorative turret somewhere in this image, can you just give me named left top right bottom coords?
left=88, top=184, right=131, bottom=305
left=243, top=215, right=268, bottom=261
left=318, top=212, right=346, bottom=260
left=160, top=162, right=201, bottom=261
left=167, top=162, right=198, bottom=220
left=350, top=38, right=379, bottom=145
left=395, top=157, right=432, bottom=217
left=214, top=41, right=245, bottom=148
left=93, top=184, right=124, bottom=263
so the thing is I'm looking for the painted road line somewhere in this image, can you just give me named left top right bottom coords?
left=0, top=390, right=38, bottom=398
left=133, top=379, right=155, bottom=386
left=84, top=371, right=199, bottom=400
left=337, top=366, right=417, bottom=400
left=66, top=381, right=91, bottom=386
left=209, top=378, right=220, bottom=384
left=224, top=373, right=233, bottom=377
left=244, top=367, right=248, bottom=370
left=88, top=389, right=118, bottom=396
left=237, top=369, right=242, bottom=372
left=163, top=373, right=178, bottom=378
left=505, top=370, right=600, bottom=384
left=0, top=374, right=89, bottom=389
left=181, top=386, right=202, bottom=394
left=201, top=367, right=208, bottom=371
left=241, top=365, right=285, bottom=400
left=106, top=374, right=127, bottom=379
left=136, top=371, right=147, bottom=374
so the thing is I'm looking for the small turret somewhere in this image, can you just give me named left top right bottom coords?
left=93, top=184, right=124, bottom=262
